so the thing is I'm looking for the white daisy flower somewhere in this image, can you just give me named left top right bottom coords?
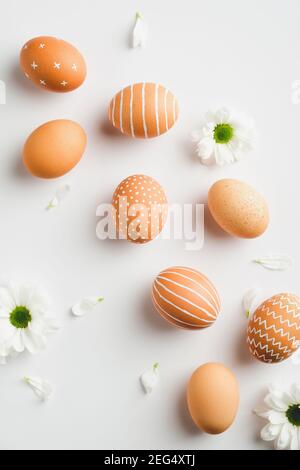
left=0, top=282, right=59, bottom=364
left=191, top=107, right=256, bottom=166
left=24, top=376, right=53, bottom=401
left=254, top=383, right=300, bottom=450
left=140, top=363, right=159, bottom=394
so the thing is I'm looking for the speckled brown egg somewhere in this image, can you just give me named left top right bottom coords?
left=20, top=36, right=86, bottom=92
left=112, top=175, right=168, bottom=244
left=208, top=179, right=269, bottom=238
left=23, top=119, right=87, bottom=178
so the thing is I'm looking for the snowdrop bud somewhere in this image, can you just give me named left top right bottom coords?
left=132, top=12, right=148, bottom=49
left=140, top=363, right=159, bottom=394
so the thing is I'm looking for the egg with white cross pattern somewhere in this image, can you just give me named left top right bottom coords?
left=20, top=36, right=86, bottom=92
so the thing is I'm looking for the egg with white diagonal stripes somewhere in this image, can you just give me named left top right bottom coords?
left=108, top=83, right=179, bottom=138
left=152, top=267, right=221, bottom=329
left=247, top=293, right=300, bottom=363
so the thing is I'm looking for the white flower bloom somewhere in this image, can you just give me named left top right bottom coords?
left=46, top=184, right=71, bottom=210
left=243, top=287, right=263, bottom=318
left=72, top=296, right=104, bottom=317
left=132, top=12, right=148, bottom=49
left=253, top=254, right=293, bottom=271
left=140, top=363, right=159, bottom=394
left=191, top=107, right=256, bottom=166
left=0, top=282, right=59, bottom=364
left=24, top=376, right=53, bottom=401
left=254, top=383, right=300, bottom=450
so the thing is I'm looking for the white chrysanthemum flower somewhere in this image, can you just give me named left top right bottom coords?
left=140, top=363, right=159, bottom=394
left=191, top=108, right=256, bottom=166
left=0, top=282, right=59, bottom=364
left=132, top=12, right=148, bottom=49
left=72, top=296, right=104, bottom=317
left=24, top=376, right=53, bottom=401
left=254, top=383, right=300, bottom=450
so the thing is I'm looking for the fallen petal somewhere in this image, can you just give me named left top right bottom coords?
left=46, top=185, right=71, bottom=210
left=132, top=12, right=148, bottom=48
left=24, top=376, right=53, bottom=401
left=72, top=296, right=104, bottom=317
left=140, top=363, right=159, bottom=394
left=253, top=254, right=293, bottom=271
left=243, top=287, right=263, bottom=318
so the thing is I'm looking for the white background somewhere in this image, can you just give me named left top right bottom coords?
left=0, top=0, right=299, bottom=451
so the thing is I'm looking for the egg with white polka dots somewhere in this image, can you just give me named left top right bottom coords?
left=20, top=36, right=86, bottom=93
left=108, top=83, right=179, bottom=138
left=112, top=175, right=168, bottom=244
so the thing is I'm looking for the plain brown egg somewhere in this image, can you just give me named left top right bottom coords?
left=23, top=119, right=87, bottom=179
left=187, top=363, right=239, bottom=434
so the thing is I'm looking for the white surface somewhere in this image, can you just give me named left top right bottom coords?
left=0, top=0, right=299, bottom=451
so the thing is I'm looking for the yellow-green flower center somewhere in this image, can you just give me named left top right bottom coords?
left=10, top=306, right=32, bottom=329
left=214, top=123, right=234, bottom=144
left=286, top=404, right=300, bottom=426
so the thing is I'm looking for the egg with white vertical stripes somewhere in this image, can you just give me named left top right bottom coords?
left=108, top=83, right=179, bottom=138
left=152, top=267, right=221, bottom=329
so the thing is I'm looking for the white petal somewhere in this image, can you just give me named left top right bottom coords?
left=290, top=383, right=300, bottom=403
left=132, top=12, right=148, bottom=49
left=261, top=423, right=281, bottom=441
left=275, top=423, right=292, bottom=450
left=0, top=286, right=16, bottom=312
left=215, top=107, right=231, bottom=123
left=253, top=408, right=273, bottom=419
left=267, top=410, right=288, bottom=424
left=11, top=330, right=25, bottom=353
left=264, top=392, right=289, bottom=412
left=24, top=376, right=53, bottom=401
left=215, top=144, right=235, bottom=165
left=253, top=254, right=293, bottom=271
left=47, top=185, right=71, bottom=210
left=72, top=297, right=104, bottom=317
left=289, top=426, right=299, bottom=450
left=243, top=287, right=263, bottom=318
left=196, top=137, right=215, bottom=164
left=140, top=363, right=159, bottom=394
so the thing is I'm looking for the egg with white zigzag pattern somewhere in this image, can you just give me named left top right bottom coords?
left=247, top=293, right=300, bottom=363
